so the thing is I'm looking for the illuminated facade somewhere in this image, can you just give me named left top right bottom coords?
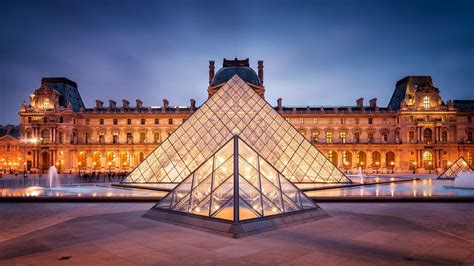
left=0, top=125, right=20, bottom=173
left=17, top=58, right=474, bottom=174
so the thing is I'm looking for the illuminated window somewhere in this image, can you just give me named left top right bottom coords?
left=141, top=118, right=146, bottom=125
left=442, top=131, right=448, bottom=143
left=140, top=132, right=146, bottom=143
left=43, top=98, right=50, bottom=109
left=326, top=131, right=333, bottom=144
left=155, top=118, right=159, bottom=124
left=423, top=151, right=432, bottom=161
left=154, top=132, right=161, bottom=143
left=312, top=130, right=319, bottom=143
left=354, top=132, right=360, bottom=144
left=423, top=96, right=430, bottom=109
left=126, top=132, right=133, bottom=144
left=328, top=151, right=333, bottom=162
left=409, top=131, right=415, bottom=143
left=313, top=118, right=317, bottom=124
left=341, top=118, right=345, bottom=124
left=299, top=117, right=304, bottom=124
left=112, top=132, right=119, bottom=144
left=99, top=133, right=105, bottom=144
left=340, top=131, right=346, bottom=143
left=113, top=119, right=118, bottom=125
left=467, top=152, right=473, bottom=165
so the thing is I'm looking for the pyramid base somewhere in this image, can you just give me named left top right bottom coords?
left=143, top=207, right=329, bottom=238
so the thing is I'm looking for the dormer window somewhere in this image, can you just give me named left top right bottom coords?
left=43, top=98, right=50, bottom=109
left=423, top=96, right=430, bottom=109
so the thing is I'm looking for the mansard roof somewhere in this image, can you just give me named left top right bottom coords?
left=41, top=77, right=85, bottom=112
left=0, top=125, right=20, bottom=139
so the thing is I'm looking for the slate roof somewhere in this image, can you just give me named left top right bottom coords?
left=41, top=77, right=85, bottom=112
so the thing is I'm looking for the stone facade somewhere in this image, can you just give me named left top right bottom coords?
left=16, top=60, right=474, bottom=174
left=0, top=125, right=21, bottom=173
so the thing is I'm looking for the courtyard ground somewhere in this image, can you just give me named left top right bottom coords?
left=0, top=202, right=473, bottom=265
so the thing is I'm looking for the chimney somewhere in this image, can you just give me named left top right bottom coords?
left=109, top=100, right=116, bottom=109
left=122, top=99, right=130, bottom=108
left=258, top=60, right=264, bottom=85
left=356, top=98, right=364, bottom=108
left=95, top=100, right=103, bottom=109
left=162, top=99, right=169, bottom=113
left=369, top=98, right=377, bottom=108
left=136, top=99, right=143, bottom=109
left=190, top=99, right=196, bottom=111
left=209, top=60, right=215, bottom=84
left=277, top=98, right=282, bottom=112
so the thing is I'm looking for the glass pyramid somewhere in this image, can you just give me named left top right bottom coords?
left=124, top=75, right=350, bottom=184
left=438, top=157, right=474, bottom=179
left=154, top=136, right=319, bottom=221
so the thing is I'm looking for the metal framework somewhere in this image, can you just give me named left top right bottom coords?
left=144, top=135, right=327, bottom=237
left=438, top=157, right=474, bottom=179
left=124, top=75, right=351, bottom=184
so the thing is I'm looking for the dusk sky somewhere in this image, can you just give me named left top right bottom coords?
left=0, top=0, right=473, bottom=124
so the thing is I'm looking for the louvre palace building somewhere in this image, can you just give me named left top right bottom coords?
left=13, top=58, right=474, bottom=175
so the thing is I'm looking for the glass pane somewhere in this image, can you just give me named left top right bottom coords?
left=213, top=198, right=234, bottom=221
left=239, top=197, right=259, bottom=221
left=239, top=157, right=260, bottom=189
left=212, top=158, right=233, bottom=189
left=239, top=176, right=262, bottom=216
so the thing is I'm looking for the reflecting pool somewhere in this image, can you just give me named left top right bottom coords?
left=0, top=185, right=166, bottom=198
left=305, top=179, right=474, bottom=198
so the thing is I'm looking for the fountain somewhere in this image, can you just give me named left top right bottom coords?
left=358, top=167, right=364, bottom=183
left=48, top=165, right=60, bottom=188
left=454, top=172, right=474, bottom=189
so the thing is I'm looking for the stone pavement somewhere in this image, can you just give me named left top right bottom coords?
left=0, top=203, right=473, bottom=265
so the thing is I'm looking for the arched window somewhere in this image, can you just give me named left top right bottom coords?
left=342, top=151, right=352, bottom=168
left=328, top=151, right=338, bottom=165
left=423, top=151, right=433, bottom=169
left=423, top=96, right=430, bottom=109
left=386, top=151, right=395, bottom=167
left=372, top=151, right=381, bottom=167
left=78, top=151, right=87, bottom=169
left=357, top=151, right=367, bottom=168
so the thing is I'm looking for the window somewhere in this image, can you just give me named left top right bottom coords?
left=127, top=119, right=132, bottom=125
left=409, top=116, right=414, bottom=122
left=112, top=132, right=119, bottom=144
left=43, top=98, right=50, bottom=109
left=27, top=116, right=32, bottom=123
left=299, top=117, right=304, bottom=124
left=299, top=129, right=306, bottom=137
left=154, top=132, right=161, bottom=143
left=382, top=132, right=388, bottom=143
left=99, top=133, right=105, bottom=144
left=327, top=118, right=333, bottom=124
left=467, top=152, right=473, bottom=165
left=85, top=133, right=91, bottom=144
left=340, top=131, right=346, bottom=143
left=382, top=118, right=387, bottom=124
left=169, top=118, right=173, bottom=125
left=341, top=118, right=345, bottom=124
left=423, top=96, right=430, bottom=109
left=140, top=132, right=146, bottom=143
left=113, top=119, right=118, bottom=125
left=43, top=117, right=48, bottom=123
left=126, top=132, right=133, bottom=144
left=328, top=151, right=333, bottom=162
left=354, top=132, right=360, bottom=144
left=100, top=119, right=104, bottom=125
left=355, top=118, right=359, bottom=124
left=41, top=129, right=50, bottom=143
left=409, top=131, right=415, bottom=143
left=468, top=116, right=472, bottom=123
left=368, top=132, right=374, bottom=144
left=154, top=118, right=159, bottom=125
left=313, top=118, right=317, bottom=124
left=442, top=131, right=448, bottom=143
left=368, top=118, right=373, bottom=124
left=311, top=130, right=319, bottom=143
left=468, top=132, right=473, bottom=144
left=423, top=128, right=433, bottom=144
left=141, top=119, right=146, bottom=125
left=58, top=131, right=63, bottom=144
left=59, top=117, right=64, bottom=123
left=326, top=131, right=333, bottom=144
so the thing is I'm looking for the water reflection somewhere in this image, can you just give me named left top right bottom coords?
left=305, top=179, right=474, bottom=197
left=0, top=185, right=166, bottom=198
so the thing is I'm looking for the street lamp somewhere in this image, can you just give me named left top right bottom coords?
left=390, top=161, right=394, bottom=174
left=375, top=161, right=379, bottom=174
left=344, top=161, right=349, bottom=173
left=428, top=161, right=432, bottom=174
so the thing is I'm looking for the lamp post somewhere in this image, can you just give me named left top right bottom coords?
left=412, top=161, right=416, bottom=174
left=428, top=161, right=432, bottom=174
left=390, top=161, right=394, bottom=174
left=344, top=161, right=348, bottom=173
left=375, top=161, right=379, bottom=174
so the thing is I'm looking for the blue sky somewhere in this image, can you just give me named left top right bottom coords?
left=0, top=0, right=473, bottom=124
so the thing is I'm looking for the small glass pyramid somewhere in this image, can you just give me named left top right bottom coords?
left=124, top=75, right=350, bottom=184
left=438, top=157, right=474, bottom=179
left=155, top=136, right=319, bottom=222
